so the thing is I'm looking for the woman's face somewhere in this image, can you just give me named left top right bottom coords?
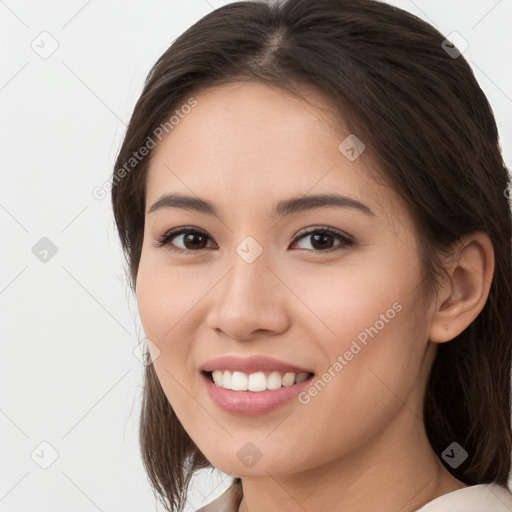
left=136, top=81, right=437, bottom=477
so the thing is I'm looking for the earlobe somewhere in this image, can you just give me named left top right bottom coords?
left=429, top=232, right=495, bottom=343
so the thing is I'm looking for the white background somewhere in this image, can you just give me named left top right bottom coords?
left=1, top=1, right=511, bottom=511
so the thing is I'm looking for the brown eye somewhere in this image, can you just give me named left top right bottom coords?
left=292, top=227, right=353, bottom=252
left=155, top=228, right=216, bottom=252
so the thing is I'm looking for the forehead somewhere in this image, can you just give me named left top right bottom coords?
left=145, top=81, right=403, bottom=224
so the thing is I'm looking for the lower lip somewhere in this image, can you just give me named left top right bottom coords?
left=201, top=371, right=314, bottom=416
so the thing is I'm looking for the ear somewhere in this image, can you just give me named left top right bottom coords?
left=429, top=231, right=495, bottom=343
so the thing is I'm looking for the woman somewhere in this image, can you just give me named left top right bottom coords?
left=111, top=0, right=512, bottom=510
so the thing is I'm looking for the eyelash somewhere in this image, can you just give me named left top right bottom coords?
left=153, top=225, right=354, bottom=254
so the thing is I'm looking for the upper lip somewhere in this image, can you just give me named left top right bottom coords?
left=201, top=355, right=314, bottom=375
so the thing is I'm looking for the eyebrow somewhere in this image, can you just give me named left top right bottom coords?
left=147, top=192, right=375, bottom=218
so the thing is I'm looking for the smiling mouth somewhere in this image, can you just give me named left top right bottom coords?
left=202, top=370, right=315, bottom=392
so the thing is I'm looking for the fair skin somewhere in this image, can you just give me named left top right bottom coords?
left=135, top=82, right=494, bottom=511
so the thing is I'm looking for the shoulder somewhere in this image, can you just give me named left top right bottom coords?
left=196, top=481, right=512, bottom=511
left=416, top=483, right=512, bottom=511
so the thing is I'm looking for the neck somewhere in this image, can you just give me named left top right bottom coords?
left=237, top=406, right=466, bottom=512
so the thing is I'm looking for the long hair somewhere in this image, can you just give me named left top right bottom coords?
left=111, top=1, right=512, bottom=510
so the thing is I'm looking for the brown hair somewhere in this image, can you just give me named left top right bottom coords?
left=111, top=0, right=512, bottom=510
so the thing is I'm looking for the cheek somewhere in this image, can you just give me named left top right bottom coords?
left=136, top=262, right=207, bottom=428
left=135, top=259, right=193, bottom=380
left=287, top=251, right=428, bottom=414
left=281, top=249, right=421, bottom=350
left=136, top=257, right=201, bottom=342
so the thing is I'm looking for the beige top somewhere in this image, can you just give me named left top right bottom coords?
left=197, top=479, right=243, bottom=512
left=197, top=479, right=512, bottom=511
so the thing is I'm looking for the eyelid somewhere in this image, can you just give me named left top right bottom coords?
left=153, top=226, right=216, bottom=251
left=293, top=225, right=352, bottom=242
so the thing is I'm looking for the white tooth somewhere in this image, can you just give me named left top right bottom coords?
left=212, top=370, right=224, bottom=387
left=267, top=371, right=283, bottom=390
left=295, top=372, right=309, bottom=383
left=231, top=371, right=248, bottom=391
left=248, top=372, right=267, bottom=392
left=222, top=370, right=232, bottom=390
left=212, top=369, right=309, bottom=392
left=282, top=372, right=296, bottom=387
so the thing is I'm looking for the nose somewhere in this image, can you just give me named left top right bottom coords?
left=205, top=245, right=291, bottom=341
